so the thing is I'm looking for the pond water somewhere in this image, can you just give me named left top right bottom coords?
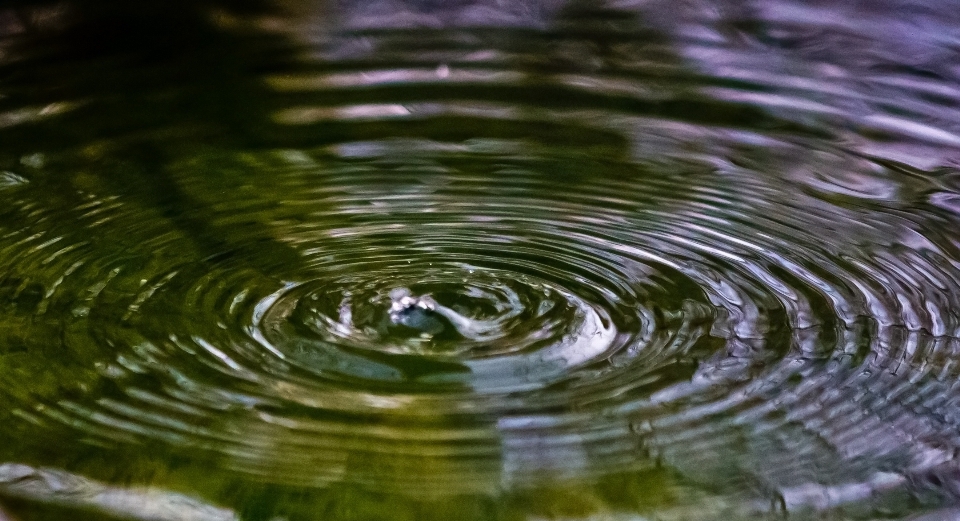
left=2, top=1, right=960, bottom=519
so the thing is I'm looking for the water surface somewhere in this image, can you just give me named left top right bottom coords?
left=2, top=1, right=960, bottom=519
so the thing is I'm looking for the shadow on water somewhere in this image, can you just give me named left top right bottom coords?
left=0, top=0, right=306, bottom=274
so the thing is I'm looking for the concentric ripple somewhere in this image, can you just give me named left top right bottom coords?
left=253, top=266, right=620, bottom=391
left=2, top=0, right=960, bottom=519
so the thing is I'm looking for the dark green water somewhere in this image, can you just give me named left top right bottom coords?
left=2, top=1, right=960, bottom=519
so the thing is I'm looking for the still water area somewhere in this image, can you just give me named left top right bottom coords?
left=2, top=1, right=960, bottom=519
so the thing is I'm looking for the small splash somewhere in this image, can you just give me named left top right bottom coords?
left=387, top=288, right=451, bottom=338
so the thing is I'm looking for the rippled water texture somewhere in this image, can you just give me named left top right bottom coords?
left=2, top=0, right=960, bottom=519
